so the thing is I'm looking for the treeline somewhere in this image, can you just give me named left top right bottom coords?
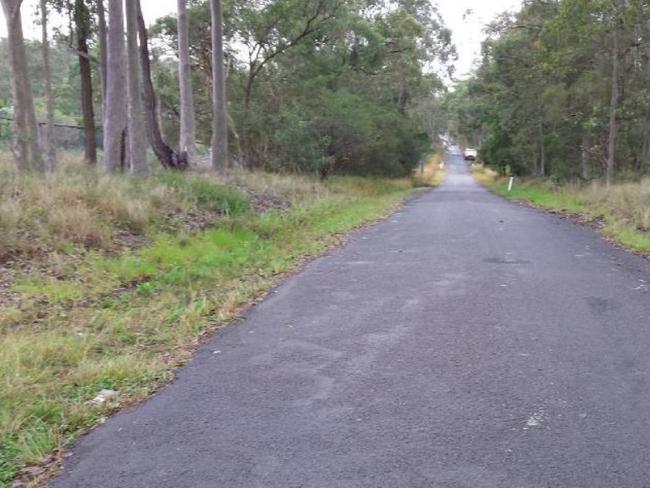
left=0, top=0, right=454, bottom=178
left=446, top=0, right=650, bottom=184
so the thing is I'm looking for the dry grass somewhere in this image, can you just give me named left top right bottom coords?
left=0, top=153, right=248, bottom=260
left=0, top=151, right=417, bottom=486
left=411, top=153, right=448, bottom=188
left=583, top=179, right=650, bottom=232
left=471, top=163, right=499, bottom=186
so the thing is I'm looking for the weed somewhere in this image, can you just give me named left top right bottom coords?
left=0, top=152, right=415, bottom=485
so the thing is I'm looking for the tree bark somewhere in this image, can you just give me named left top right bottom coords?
left=103, top=0, right=127, bottom=171
left=135, top=0, right=186, bottom=169
left=41, top=0, right=56, bottom=171
left=76, top=0, right=97, bottom=164
left=96, top=0, right=108, bottom=117
left=538, top=121, right=546, bottom=177
left=211, top=0, right=229, bottom=172
left=581, top=131, right=591, bottom=180
left=124, top=0, right=147, bottom=175
left=177, top=0, right=196, bottom=164
left=1, top=0, right=43, bottom=171
left=606, top=29, right=619, bottom=188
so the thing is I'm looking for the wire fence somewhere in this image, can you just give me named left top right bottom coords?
left=0, top=116, right=103, bottom=151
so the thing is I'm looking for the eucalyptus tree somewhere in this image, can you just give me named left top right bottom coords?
left=103, top=0, right=127, bottom=171
left=96, top=0, right=108, bottom=115
left=125, top=0, right=147, bottom=174
left=40, top=0, right=56, bottom=170
left=233, top=0, right=343, bottom=165
left=1, top=0, right=43, bottom=171
left=73, top=0, right=97, bottom=164
left=135, top=0, right=186, bottom=169
left=177, top=0, right=197, bottom=163
left=143, top=0, right=453, bottom=176
left=211, top=0, right=228, bottom=171
left=448, top=0, right=650, bottom=182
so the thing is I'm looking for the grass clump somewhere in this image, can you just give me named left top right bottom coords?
left=0, top=153, right=417, bottom=485
left=472, top=164, right=650, bottom=253
left=155, top=172, right=249, bottom=215
left=0, top=153, right=248, bottom=260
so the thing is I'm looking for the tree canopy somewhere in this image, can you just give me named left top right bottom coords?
left=445, top=0, right=650, bottom=183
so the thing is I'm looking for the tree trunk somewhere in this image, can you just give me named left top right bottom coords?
left=606, top=29, right=619, bottom=188
left=103, top=0, right=127, bottom=171
left=75, top=0, right=97, bottom=164
left=211, top=0, right=229, bottom=172
left=240, top=70, right=255, bottom=167
left=581, top=131, right=591, bottom=180
left=641, top=128, right=649, bottom=174
left=228, top=111, right=242, bottom=165
left=124, top=0, right=147, bottom=175
left=177, top=0, right=196, bottom=164
left=135, top=0, right=186, bottom=169
left=1, top=0, right=43, bottom=171
left=538, top=121, right=546, bottom=177
left=40, top=0, right=56, bottom=171
left=96, top=0, right=108, bottom=117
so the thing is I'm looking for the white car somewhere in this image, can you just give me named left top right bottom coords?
left=463, top=148, right=477, bottom=161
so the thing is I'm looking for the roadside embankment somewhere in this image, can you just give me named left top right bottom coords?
left=0, top=153, right=443, bottom=486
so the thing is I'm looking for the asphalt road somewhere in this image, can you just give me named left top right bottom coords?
left=53, top=151, right=650, bottom=488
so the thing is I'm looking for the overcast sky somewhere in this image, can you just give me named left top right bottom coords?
left=1, top=0, right=522, bottom=80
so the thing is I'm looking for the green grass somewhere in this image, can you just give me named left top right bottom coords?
left=0, top=161, right=417, bottom=485
left=472, top=164, right=650, bottom=253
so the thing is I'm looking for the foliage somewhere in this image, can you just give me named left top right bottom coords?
left=446, top=0, right=650, bottom=182
left=0, top=37, right=82, bottom=125
left=149, top=0, right=453, bottom=176
left=2, top=0, right=454, bottom=175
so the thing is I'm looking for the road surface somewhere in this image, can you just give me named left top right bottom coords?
left=53, top=151, right=650, bottom=488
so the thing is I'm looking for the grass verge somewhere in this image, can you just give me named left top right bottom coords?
left=0, top=155, right=431, bottom=486
left=412, top=153, right=448, bottom=188
left=472, top=164, right=650, bottom=254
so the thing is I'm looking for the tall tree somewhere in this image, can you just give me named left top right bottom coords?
left=236, top=0, right=341, bottom=165
left=40, top=0, right=56, bottom=170
left=103, top=0, right=127, bottom=171
left=1, top=0, right=43, bottom=171
left=211, top=0, right=228, bottom=171
left=146, top=0, right=450, bottom=176
left=607, top=28, right=619, bottom=187
left=135, top=0, right=186, bottom=169
left=74, top=0, right=97, bottom=164
left=446, top=0, right=650, bottom=182
left=124, top=0, right=147, bottom=175
left=96, top=0, right=108, bottom=116
left=177, top=0, right=196, bottom=164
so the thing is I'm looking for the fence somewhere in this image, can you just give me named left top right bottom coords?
left=0, top=116, right=103, bottom=151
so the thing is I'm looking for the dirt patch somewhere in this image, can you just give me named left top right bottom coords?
left=546, top=209, right=607, bottom=231
left=0, top=264, right=20, bottom=310
left=234, top=186, right=291, bottom=214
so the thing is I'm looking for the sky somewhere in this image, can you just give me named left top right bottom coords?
left=0, top=0, right=522, bottom=80
left=436, top=0, right=522, bottom=78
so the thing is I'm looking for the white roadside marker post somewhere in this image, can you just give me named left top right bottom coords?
left=508, top=176, right=514, bottom=192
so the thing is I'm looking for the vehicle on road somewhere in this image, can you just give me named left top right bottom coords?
left=463, top=148, right=478, bottom=161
